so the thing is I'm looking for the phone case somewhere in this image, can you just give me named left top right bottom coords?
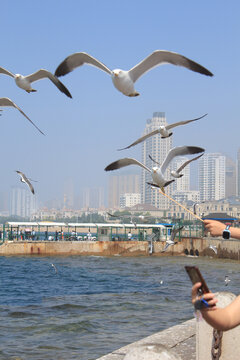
left=185, top=266, right=210, bottom=294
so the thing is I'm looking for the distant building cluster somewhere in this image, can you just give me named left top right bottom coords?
left=1, top=111, right=239, bottom=221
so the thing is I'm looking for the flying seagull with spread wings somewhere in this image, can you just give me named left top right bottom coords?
left=0, top=66, right=72, bottom=98
left=150, top=152, right=204, bottom=178
left=118, top=114, right=207, bottom=150
left=55, top=50, right=213, bottom=97
left=105, top=146, right=205, bottom=193
left=161, top=225, right=184, bottom=253
left=16, top=171, right=35, bottom=194
left=0, top=97, right=44, bottom=135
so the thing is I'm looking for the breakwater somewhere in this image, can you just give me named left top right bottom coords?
left=0, top=236, right=240, bottom=259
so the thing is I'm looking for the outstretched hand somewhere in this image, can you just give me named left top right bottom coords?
left=203, top=220, right=225, bottom=237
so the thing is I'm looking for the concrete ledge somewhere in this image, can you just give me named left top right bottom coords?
left=96, top=319, right=195, bottom=360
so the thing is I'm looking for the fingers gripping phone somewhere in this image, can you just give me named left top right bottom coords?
left=185, top=266, right=210, bottom=295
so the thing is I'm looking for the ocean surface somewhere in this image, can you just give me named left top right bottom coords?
left=0, top=255, right=239, bottom=360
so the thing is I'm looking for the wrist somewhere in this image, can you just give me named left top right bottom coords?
left=222, top=225, right=231, bottom=240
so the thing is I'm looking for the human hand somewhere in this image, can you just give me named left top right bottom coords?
left=192, top=282, right=218, bottom=311
left=203, top=220, right=226, bottom=237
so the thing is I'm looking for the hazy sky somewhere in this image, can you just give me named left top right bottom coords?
left=0, top=1, right=239, bottom=204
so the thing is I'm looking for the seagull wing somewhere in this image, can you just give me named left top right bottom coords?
left=161, top=146, right=205, bottom=174
left=0, top=97, right=44, bottom=135
left=128, top=50, right=213, bottom=83
left=55, top=52, right=112, bottom=77
left=166, top=113, right=208, bottom=130
left=171, top=226, right=184, bottom=241
left=25, top=69, right=72, bottom=98
left=149, top=154, right=161, bottom=166
left=105, top=158, right=151, bottom=172
left=16, top=170, right=35, bottom=194
left=161, top=242, right=173, bottom=253
left=118, top=129, right=159, bottom=150
left=107, top=212, right=119, bottom=218
left=0, top=66, right=15, bottom=78
left=175, top=153, right=204, bottom=174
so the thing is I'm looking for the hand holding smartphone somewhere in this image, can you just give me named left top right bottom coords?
left=185, top=265, right=210, bottom=295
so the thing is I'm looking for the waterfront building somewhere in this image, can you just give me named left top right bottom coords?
left=172, top=190, right=200, bottom=203
left=198, top=153, right=225, bottom=201
left=10, top=187, right=37, bottom=218
left=108, top=174, right=140, bottom=208
left=141, top=112, right=172, bottom=209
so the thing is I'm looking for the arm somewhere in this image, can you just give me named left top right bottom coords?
left=192, top=282, right=240, bottom=330
left=204, top=220, right=240, bottom=240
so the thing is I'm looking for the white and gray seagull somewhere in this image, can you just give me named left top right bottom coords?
left=161, top=225, right=184, bottom=253
left=55, top=50, right=213, bottom=97
left=0, top=97, right=44, bottom=135
left=105, top=146, right=205, bottom=193
left=0, top=66, right=72, bottom=98
left=149, top=152, right=204, bottom=179
left=16, top=171, right=35, bottom=194
left=118, top=114, right=207, bottom=150
left=209, top=244, right=218, bottom=255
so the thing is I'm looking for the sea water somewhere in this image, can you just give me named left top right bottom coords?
left=0, top=255, right=239, bottom=360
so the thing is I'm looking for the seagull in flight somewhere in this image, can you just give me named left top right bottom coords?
left=51, top=263, right=58, bottom=274
left=209, top=244, right=217, bottom=255
left=170, top=153, right=204, bottom=178
left=161, top=225, right=184, bottom=252
left=149, top=152, right=204, bottom=179
left=118, top=114, right=207, bottom=150
left=55, top=50, right=213, bottom=97
left=224, top=275, right=231, bottom=286
left=16, top=170, right=35, bottom=194
left=0, top=97, right=44, bottom=135
left=0, top=66, right=72, bottom=98
left=105, top=146, right=204, bottom=193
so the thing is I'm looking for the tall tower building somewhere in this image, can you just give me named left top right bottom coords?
left=10, top=187, right=37, bottom=218
left=198, top=153, right=226, bottom=201
left=225, top=156, right=236, bottom=198
left=81, top=187, right=105, bottom=209
left=108, top=174, right=140, bottom=208
left=141, top=112, right=172, bottom=209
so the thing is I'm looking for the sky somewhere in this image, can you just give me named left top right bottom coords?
left=0, top=1, right=239, bottom=206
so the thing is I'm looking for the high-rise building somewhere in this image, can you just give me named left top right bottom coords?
left=81, top=187, right=105, bottom=209
left=141, top=112, right=172, bottom=209
left=108, top=174, right=140, bottom=208
left=10, top=187, right=38, bottom=218
left=198, top=153, right=226, bottom=201
left=237, top=149, right=240, bottom=196
left=119, top=193, right=141, bottom=208
left=225, top=156, right=236, bottom=198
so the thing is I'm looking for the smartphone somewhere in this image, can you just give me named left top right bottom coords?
left=185, top=266, right=210, bottom=295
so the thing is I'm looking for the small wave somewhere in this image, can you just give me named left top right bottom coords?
left=9, top=311, right=38, bottom=318
left=50, top=303, right=86, bottom=310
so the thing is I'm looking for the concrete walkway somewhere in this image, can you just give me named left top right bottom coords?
left=97, top=319, right=195, bottom=360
